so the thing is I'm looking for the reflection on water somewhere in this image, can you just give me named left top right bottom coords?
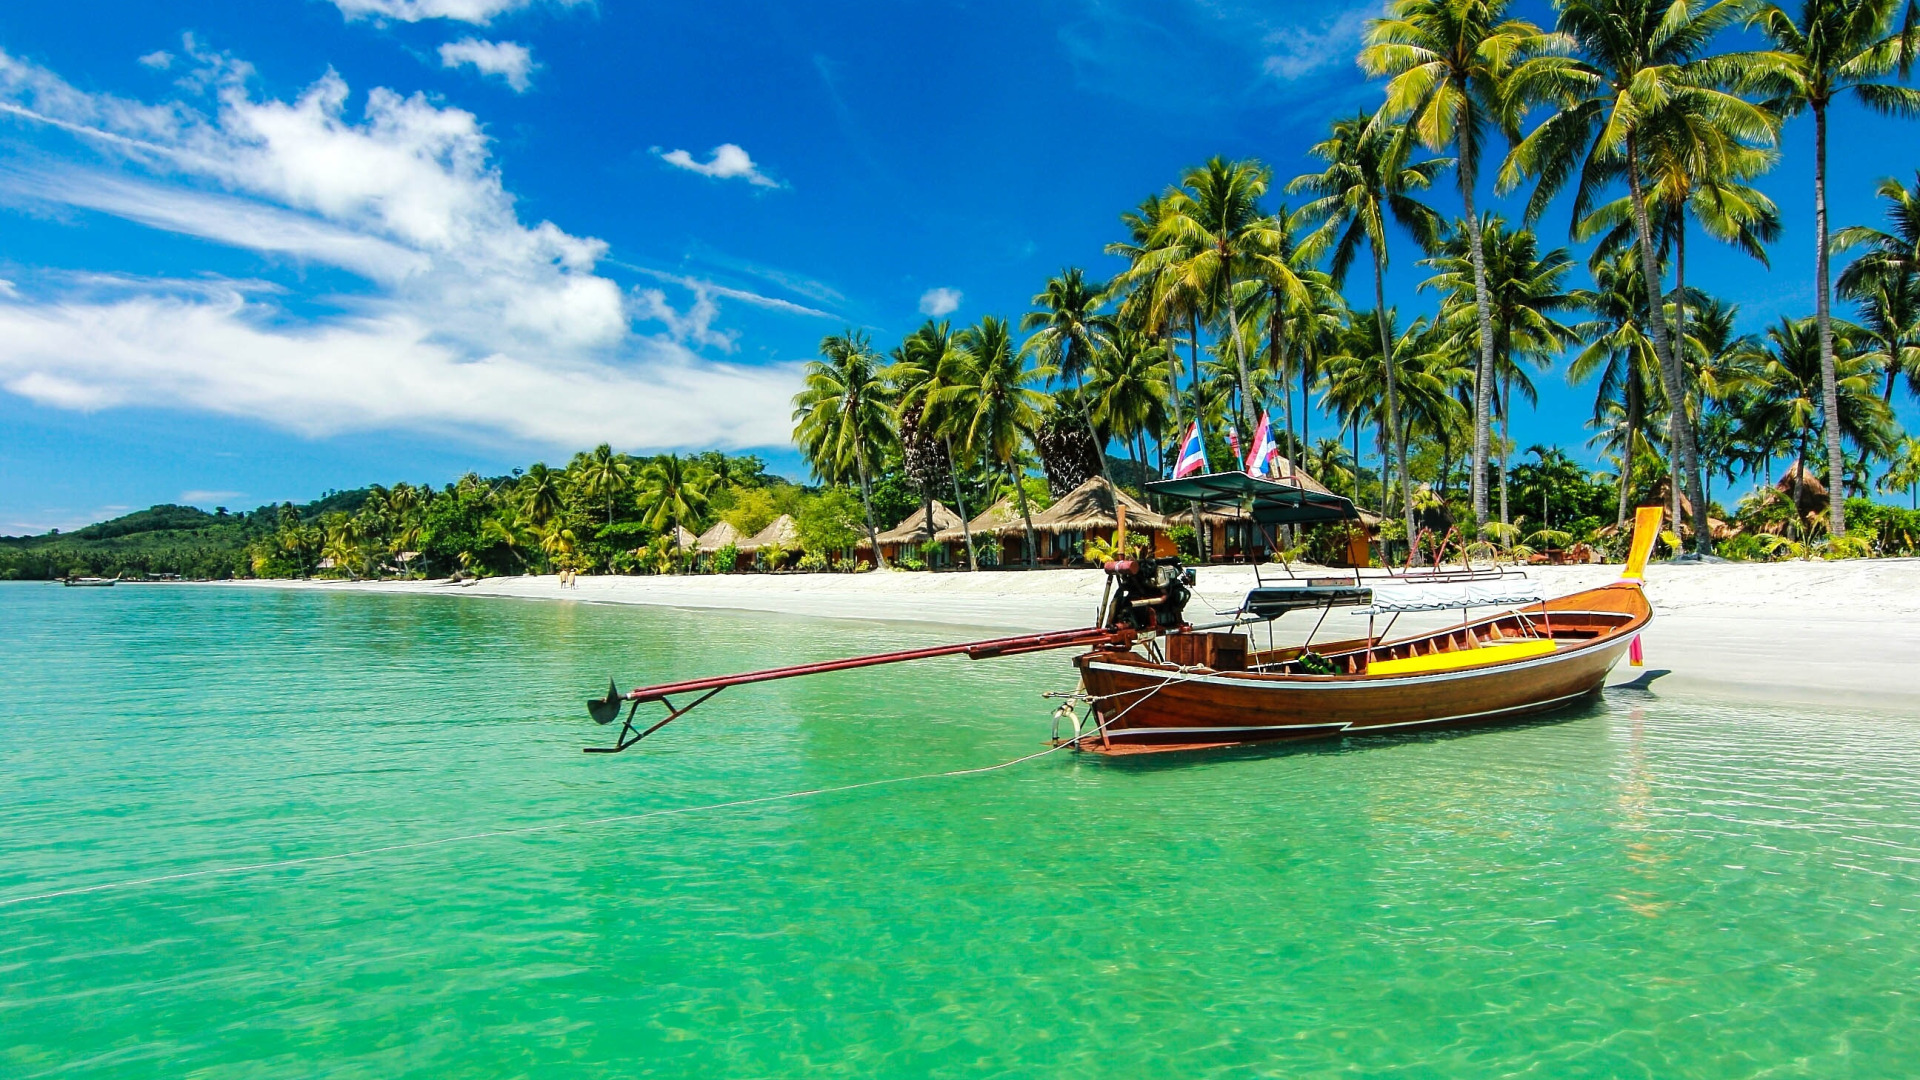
left=3, top=583, right=1918, bottom=1079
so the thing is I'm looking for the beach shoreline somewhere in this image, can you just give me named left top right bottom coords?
left=218, top=559, right=1920, bottom=711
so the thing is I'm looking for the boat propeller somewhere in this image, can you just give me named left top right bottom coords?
left=588, top=679, right=626, bottom=725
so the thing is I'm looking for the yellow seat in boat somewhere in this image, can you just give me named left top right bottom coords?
left=1367, top=638, right=1557, bottom=677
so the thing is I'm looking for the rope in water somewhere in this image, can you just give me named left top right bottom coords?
left=0, top=742, right=1072, bottom=911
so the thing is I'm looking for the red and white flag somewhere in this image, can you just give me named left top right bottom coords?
left=1244, top=413, right=1276, bottom=477
left=1172, top=422, right=1209, bottom=478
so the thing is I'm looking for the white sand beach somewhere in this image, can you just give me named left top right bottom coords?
left=228, top=558, right=1920, bottom=710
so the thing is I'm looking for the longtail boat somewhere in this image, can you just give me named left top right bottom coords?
left=585, top=479, right=1661, bottom=757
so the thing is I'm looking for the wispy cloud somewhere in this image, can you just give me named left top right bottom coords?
left=918, top=287, right=962, bottom=317
left=1260, top=7, right=1376, bottom=81
left=655, top=144, right=782, bottom=189
left=137, top=51, right=174, bottom=72
left=329, top=0, right=586, bottom=26
left=180, top=490, right=243, bottom=504
left=438, top=38, right=536, bottom=93
left=0, top=44, right=802, bottom=452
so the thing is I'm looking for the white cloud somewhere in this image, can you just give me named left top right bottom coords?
left=438, top=38, right=535, bottom=93
left=918, top=287, right=962, bottom=317
left=0, top=46, right=805, bottom=452
left=138, top=51, right=174, bottom=72
left=656, top=144, right=781, bottom=188
left=180, top=490, right=244, bottom=504
left=329, top=0, right=584, bottom=26
left=1260, top=7, right=1375, bottom=81
left=0, top=293, right=798, bottom=448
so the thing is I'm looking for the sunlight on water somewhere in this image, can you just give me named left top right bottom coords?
left=3, top=583, right=1918, bottom=1078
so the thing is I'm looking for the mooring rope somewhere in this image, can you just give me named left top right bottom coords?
left=0, top=742, right=1072, bottom=911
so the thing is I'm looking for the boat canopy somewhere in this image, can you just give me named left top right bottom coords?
left=1145, top=472, right=1360, bottom=526
left=1352, top=580, right=1545, bottom=614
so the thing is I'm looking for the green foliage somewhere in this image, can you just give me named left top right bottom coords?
left=798, top=488, right=863, bottom=556
left=714, top=542, right=740, bottom=573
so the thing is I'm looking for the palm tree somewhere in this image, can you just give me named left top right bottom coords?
left=891, top=320, right=978, bottom=569
left=940, top=316, right=1054, bottom=565
left=1361, top=0, right=1557, bottom=527
left=1569, top=251, right=1666, bottom=529
left=637, top=454, right=710, bottom=541
left=1421, top=216, right=1578, bottom=529
left=1151, top=158, right=1290, bottom=440
left=793, top=330, right=896, bottom=568
left=1501, top=0, right=1774, bottom=550
left=1087, top=323, right=1171, bottom=486
left=576, top=443, right=631, bottom=527
left=1749, top=314, right=1899, bottom=510
left=1881, top=434, right=1920, bottom=506
left=1747, top=0, right=1920, bottom=535
left=517, top=462, right=564, bottom=526
left=1837, top=172, right=1920, bottom=399
left=1021, top=268, right=1117, bottom=490
left=1291, top=115, right=1449, bottom=542
left=1108, top=191, right=1211, bottom=550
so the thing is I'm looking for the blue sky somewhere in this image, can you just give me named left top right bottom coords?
left=1, top=0, right=1915, bottom=532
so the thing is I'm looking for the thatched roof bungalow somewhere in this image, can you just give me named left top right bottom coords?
left=738, top=514, right=801, bottom=569
left=1025, top=478, right=1168, bottom=564
left=859, top=501, right=966, bottom=567
left=694, top=520, right=742, bottom=554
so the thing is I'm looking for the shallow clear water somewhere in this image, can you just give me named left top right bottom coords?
left=3, top=582, right=1918, bottom=1078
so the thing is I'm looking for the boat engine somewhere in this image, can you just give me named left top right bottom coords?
left=1100, top=558, right=1194, bottom=632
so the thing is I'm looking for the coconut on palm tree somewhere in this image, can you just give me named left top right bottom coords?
left=793, top=330, right=896, bottom=568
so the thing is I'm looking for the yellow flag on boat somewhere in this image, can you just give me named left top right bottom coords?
left=1622, top=505, right=1663, bottom=581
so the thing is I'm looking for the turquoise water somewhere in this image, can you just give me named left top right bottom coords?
left=3, top=584, right=1918, bottom=1078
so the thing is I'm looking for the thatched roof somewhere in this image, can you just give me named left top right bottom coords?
left=739, top=514, right=798, bottom=552
left=934, top=497, right=1023, bottom=542
left=694, top=520, right=742, bottom=554
left=1028, top=477, right=1167, bottom=534
left=670, top=525, right=698, bottom=551
left=1262, top=456, right=1337, bottom=497
left=863, top=501, right=966, bottom=548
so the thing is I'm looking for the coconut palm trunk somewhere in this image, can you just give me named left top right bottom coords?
left=1499, top=373, right=1512, bottom=530
left=1624, top=140, right=1711, bottom=551
left=1010, top=462, right=1039, bottom=566
left=1372, top=251, right=1415, bottom=546
left=853, top=439, right=887, bottom=570
left=1224, top=291, right=1259, bottom=441
left=946, top=435, right=977, bottom=571
left=1461, top=162, right=1500, bottom=531
left=1814, top=103, right=1848, bottom=534
left=1187, top=312, right=1209, bottom=559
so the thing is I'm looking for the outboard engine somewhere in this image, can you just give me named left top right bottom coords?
left=1100, top=558, right=1194, bottom=632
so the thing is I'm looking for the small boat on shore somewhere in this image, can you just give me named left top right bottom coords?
left=584, top=478, right=1661, bottom=757
left=1065, top=578, right=1648, bottom=753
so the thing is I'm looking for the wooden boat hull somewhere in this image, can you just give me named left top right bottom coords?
left=1070, top=581, right=1649, bottom=754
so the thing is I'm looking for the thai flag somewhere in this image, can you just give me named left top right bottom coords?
left=1172, top=422, right=1209, bottom=478
left=1244, top=413, right=1276, bottom=478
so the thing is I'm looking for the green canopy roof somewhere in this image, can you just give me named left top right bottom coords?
left=1146, top=471, right=1360, bottom=526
